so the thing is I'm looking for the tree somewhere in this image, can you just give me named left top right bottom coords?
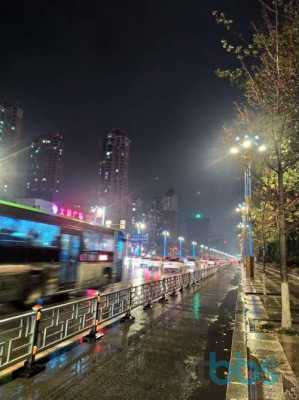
left=214, top=0, right=299, bottom=328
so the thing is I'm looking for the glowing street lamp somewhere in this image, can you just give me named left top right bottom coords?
left=230, top=146, right=240, bottom=155
left=178, top=236, right=185, bottom=258
left=235, top=203, right=248, bottom=214
left=191, top=241, right=198, bottom=258
left=229, top=134, right=267, bottom=278
left=242, top=139, right=252, bottom=149
left=258, top=144, right=267, bottom=153
left=162, top=230, right=170, bottom=258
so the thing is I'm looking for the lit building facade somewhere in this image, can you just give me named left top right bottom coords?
left=0, top=102, right=23, bottom=198
left=26, top=132, right=63, bottom=201
left=128, top=196, right=145, bottom=233
left=146, top=197, right=163, bottom=254
left=99, top=129, right=130, bottom=228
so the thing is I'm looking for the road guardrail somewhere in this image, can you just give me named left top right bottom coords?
left=0, top=263, right=218, bottom=377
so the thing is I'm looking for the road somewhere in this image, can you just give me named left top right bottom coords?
left=0, top=265, right=239, bottom=400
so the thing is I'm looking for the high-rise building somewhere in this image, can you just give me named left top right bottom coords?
left=0, top=102, right=23, bottom=198
left=26, top=132, right=63, bottom=201
left=128, top=195, right=145, bottom=233
left=161, top=189, right=179, bottom=238
left=99, top=129, right=130, bottom=227
left=146, top=197, right=163, bottom=254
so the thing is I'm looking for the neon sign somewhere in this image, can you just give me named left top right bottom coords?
left=52, top=204, right=84, bottom=221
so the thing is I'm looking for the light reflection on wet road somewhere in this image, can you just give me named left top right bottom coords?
left=0, top=265, right=239, bottom=400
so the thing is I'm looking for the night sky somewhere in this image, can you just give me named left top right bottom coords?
left=0, top=1, right=260, bottom=252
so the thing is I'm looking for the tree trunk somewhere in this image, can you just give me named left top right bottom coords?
left=277, top=166, right=292, bottom=329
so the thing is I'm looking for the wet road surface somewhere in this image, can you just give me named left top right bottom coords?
left=0, top=265, right=240, bottom=400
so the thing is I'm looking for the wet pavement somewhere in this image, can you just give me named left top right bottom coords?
left=0, top=265, right=239, bottom=400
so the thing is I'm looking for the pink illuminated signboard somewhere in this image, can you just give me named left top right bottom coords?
left=52, top=204, right=84, bottom=221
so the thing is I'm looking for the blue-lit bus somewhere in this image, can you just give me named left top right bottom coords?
left=0, top=200, right=126, bottom=305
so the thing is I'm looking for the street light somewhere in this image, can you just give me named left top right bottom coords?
left=235, top=202, right=248, bottom=214
left=191, top=241, right=198, bottom=258
left=205, top=245, right=209, bottom=259
left=258, top=144, right=267, bottom=152
left=178, top=236, right=185, bottom=258
left=230, top=146, right=240, bottom=155
left=200, top=244, right=205, bottom=259
left=162, top=230, right=170, bottom=258
left=136, top=222, right=146, bottom=257
left=230, top=134, right=266, bottom=278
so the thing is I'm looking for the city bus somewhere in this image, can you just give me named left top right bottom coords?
left=0, top=200, right=126, bottom=305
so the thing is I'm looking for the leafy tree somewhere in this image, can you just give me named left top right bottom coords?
left=214, top=0, right=299, bottom=328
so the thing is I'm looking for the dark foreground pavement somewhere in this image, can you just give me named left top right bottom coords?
left=0, top=266, right=239, bottom=400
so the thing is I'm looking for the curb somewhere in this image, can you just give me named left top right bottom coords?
left=226, top=281, right=249, bottom=400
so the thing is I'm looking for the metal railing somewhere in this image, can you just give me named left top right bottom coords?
left=0, top=311, right=36, bottom=370
left=0, top=264, right=218, bottom=377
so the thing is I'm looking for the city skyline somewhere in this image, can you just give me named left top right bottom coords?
left=0, top=98, right=238, bottom=253
left=0, top=1, right=260, bottom=253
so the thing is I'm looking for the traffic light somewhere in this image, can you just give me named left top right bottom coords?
left=195, top=212, right=203, bottom=219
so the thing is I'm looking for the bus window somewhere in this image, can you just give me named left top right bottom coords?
left=0, top=215, right=60, bottom=263
left=59, top=234, right=80, bottom=285
left=0, top=215, right=60, bottom=248
left=83, top=230, right=114, bottom=252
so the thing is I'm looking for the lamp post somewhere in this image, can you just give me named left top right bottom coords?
left=162, top=230, right=170, bottom=258
left=136, top=222, right=146, bottom=257
left=178, top=236, right=185, bottom=258
left=205, top=245, right=209, bottom=259
left=236, top=203, right=249, bottom=268
left=200, top=244, right=205, bottom=259
left=230, top=134, right=266, bottom=279
left=191, top=241, right=198, bottom=258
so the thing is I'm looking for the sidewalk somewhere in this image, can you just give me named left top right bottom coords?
left=227, top=264, right=299, bottom=400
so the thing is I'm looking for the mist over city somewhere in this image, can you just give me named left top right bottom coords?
left=0, top=1, right=298, bottom=399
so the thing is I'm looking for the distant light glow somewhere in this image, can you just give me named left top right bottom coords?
left=230, top=146, right=239, bottom=155
left=258, top=144, right=266, bottom=152
left=242, top=140, right=252, bottom=149
left=52, top=204, right=58, bottom=214
left=195, top=212, right=203, bottom=219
